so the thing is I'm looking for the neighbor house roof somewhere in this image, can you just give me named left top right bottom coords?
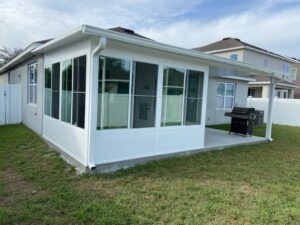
left=194, top=37, right=298, bottom=63
left=108, top=27, right=151, bottom=40
left=0, top=39, right=52, bottom=74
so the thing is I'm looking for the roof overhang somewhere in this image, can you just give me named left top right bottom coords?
left=249, top=81, right=299, bottom=88
left=31, top=25, right=293, bottom=80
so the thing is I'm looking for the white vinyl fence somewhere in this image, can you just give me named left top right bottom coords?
left=247, top=97, right=300, bottom=127
left=0, top=84, right=21, bottom=125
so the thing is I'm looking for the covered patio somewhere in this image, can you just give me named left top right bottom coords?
left=204, top=127, right=266, bottom=150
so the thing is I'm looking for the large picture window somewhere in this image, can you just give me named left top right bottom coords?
left=44, top=66, right=52, bottom=116
left=52, top=63, right=60, bottom=119
left=131, top=62, right=158, bottom=128
left=61, top=59, right=72, bottom=123
left=184, top=70, right=204, bottom=125
left=216, top=82, right=235, bottom=109
left=28, top=63, right=38, bottom=104
left=72, top=56, right=86, bottom=128
left=97, top=56, right=131, bottom=130
left=161, top=67, right=185, bottom=126
left=161, top=67, right=204, bottom=126
left=44, top=56, right=86, bottom=128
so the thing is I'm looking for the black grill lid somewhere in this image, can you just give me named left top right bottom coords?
left=231, top=107, right=255, bottom=114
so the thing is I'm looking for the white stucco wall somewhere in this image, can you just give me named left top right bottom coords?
left=8, top=56, right=44, bottom=135
left=206, top=77, right=249, bottom=125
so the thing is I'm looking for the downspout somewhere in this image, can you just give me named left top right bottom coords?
left=87, top=36, right=107, bottom=170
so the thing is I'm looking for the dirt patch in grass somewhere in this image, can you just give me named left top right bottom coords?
left=0, top=168, right=38, bottom=207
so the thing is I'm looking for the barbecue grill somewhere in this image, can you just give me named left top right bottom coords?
left=224, top=107, right=256, bottom=136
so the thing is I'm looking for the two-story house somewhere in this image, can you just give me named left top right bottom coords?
left=193, top=38, right=298, bottom=124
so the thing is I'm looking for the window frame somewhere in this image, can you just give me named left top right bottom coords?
left=229, top=53, right=238, bottom=61
left=43, top=55, right=87, bottom=129
left=216, top=82, right=235, bottom=110
left=28, top=62, right=38, bottom=105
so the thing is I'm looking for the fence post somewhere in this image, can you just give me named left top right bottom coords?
left=266, top=76, right=275, bottom=141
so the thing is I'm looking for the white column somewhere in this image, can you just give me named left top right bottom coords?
left=265, top=76, right=275, bottom=141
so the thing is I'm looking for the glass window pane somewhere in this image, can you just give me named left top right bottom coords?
left=186, top=70, right=204, bottom=99
left=184, top=70, right=204, bottom=125
left=163, top=68, right=184, bottom=87
left=161, top=67, right=184, bottom=126
left=185, top=98, right=202, bottom=125
left=225, top=97, right=234, bottom=109
left=52, top=63, right=60, bottom=119
left=132, top=62, right=158, bottom=128
left=72, top=93, right=85, bottom=128
left=61, top=60, right=72, bottom=123
left=44, top=66, right=52, bottom=116
left=216, top=96, right=224, bottom=109
left=226, top=83, right=235, bottom=96
left=217, top=83, right=225, bottom=96
left=97, top=56, right=130, bottom=130
left=73, top=55, right=86, bottom=128
left=132, top=96, right=156, bottom=128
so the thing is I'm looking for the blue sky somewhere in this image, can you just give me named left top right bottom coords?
left=1, top=0, right=300, bottom=58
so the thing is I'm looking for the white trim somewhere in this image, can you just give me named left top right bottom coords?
left=219, top=75, right=256, bottom=82
left=249, top=81, right=298, bottom=88
left=33, top=24, right=291, bottom=80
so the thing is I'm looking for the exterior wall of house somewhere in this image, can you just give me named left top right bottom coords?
left=8, top=56, right=44, bottom=135
left=206, top=77, right=249, bottom=125
left=294, top=63, right=300, bottom=98
left=243, top=49, right=295, bottom=76
left=0, top=73, right=8, bottom=84
left=211, top=49, right=244, bottom=62
left=89, top=39, right=209, bottom=166
left=43, top=38, right=92, bottom=167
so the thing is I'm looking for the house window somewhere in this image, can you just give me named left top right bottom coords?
left=248, top=88, right=255, bottom=97
left=229, top=54, right=238, bottom=61
left=44, top=66, right=52, bottom=116
left=184, top=70, right=204, bottom=125
left=28, top=63, right=38, bottom=104
left=44, top=55, right=86, bottom=128
left=161, top=67, right=185, bottom=126
left=52, top=63, right=60, bottom=119
left=161, top=67, right=204, bottom=126
left=72, top=56, right=86, bottom=128
left=282, top=64, right=289, bottom=73
left=97, top=56, right=131, bottom=130
left=216, top=82, right=235, bottom=109
left=263, top=58, right=269, bottom=67
left=61, top=59, right=72, bottom=123
left=131, top=61, right=158, bottom=128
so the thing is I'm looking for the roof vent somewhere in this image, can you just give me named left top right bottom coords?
left=223, top=37, right=231, bottom=40
left=234, top=38, right=241, bottom=42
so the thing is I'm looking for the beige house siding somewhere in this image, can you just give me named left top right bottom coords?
left=211, top=49, right=244, bottom=62
left=293, top=63, right=300, bottom=98
left=243, top=49, right=295, bottom=75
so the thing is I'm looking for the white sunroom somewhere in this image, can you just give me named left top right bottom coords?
left=33, top=25, right=283, bottom=172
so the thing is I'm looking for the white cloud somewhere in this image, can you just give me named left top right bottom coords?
left=0, top=0, right=299, bottom=58
left=140, top=5, right=300, bottom=58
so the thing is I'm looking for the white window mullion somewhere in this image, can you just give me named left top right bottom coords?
left=127, top=60, right=133, bottom=129
left=181, top=70, right=187, bottom=126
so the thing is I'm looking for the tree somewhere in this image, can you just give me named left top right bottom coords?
left=0, top=46, right=23, bottom=68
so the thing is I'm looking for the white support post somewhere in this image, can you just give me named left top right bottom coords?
left=266, top=76, right=275, bottom=141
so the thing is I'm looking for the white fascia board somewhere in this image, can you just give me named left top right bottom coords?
left=32, top=24, right=291, bottom=79
left=249, top=81, right=298, bottom=88
left=219, top=75, right=256, bottom=82
left=205, top=46, right=245, bottom=54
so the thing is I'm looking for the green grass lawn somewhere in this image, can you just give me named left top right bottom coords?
left=1, top=124, right=300, bottom=224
